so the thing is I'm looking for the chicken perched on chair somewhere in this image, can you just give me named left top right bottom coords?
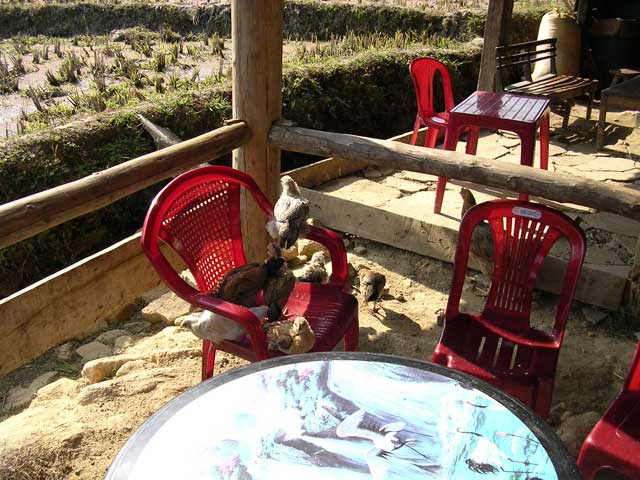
left=263, top=243, right=296, bottom=322
left=212, top=255, right=284, bottom=307
left=358, top=268, right=386, bottom=312
left=460, top=188, right=494, bottom=287
left=266, top=176, right=310, bottom=249
left=298, top=251, right=329, bottom=283
left=265, top=316, right=315, bottom=355
left=177, top=306, right=269, bottom=344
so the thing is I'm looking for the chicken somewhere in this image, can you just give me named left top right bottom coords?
left=460, top=188, right=494, bottom=286
left=298, top=251, right=329, bottom=283
left=263, top=243, right=296, bottom=322
left=265, top=316, right=315, bottom=355
left=358, top=268, right=386, bottom=312
left=213, top=257, right=284, bottom=307
left=177, top=306, right=269, bottom=344
left=266, top=176, right=309, bottom=249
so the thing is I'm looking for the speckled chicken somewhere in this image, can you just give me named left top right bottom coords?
left=298, top=252, right=329, bottom=283
left=213, top=256, right=284, bottom=307
left=460, top=188, right=494, bottom=285
left=266, top=176, right=310, bottom=249
left=263, top=243, right=296, bottom=322
left=358, top=268, right=386, bottom=312
left=265, top=316, right=315, bottom=355
left=177, top=306, right=269, bottom=344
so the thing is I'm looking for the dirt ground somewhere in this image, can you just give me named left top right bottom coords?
left=0, top=235, right=637, bottom=479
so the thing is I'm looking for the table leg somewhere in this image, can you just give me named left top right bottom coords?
left=465, top=127, right=480, bottom=155
left=540, top=114, right=549, bottom=171
left=435, top=123, right=462, bottom=214
left=596, top=95, right=607, bottom=150
left=519, top=128, right=536, bottom=202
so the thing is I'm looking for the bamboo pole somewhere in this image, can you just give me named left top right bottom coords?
left=269, top=124, right=640, bottom=220
left=232, top=0, right=283, bottom=262
left=0, top=121, right=250, bottom=250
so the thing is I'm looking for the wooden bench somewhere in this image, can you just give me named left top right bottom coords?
left=496, top=38, right=599, bottom=128
left=597, top=75, right=640, bottom=149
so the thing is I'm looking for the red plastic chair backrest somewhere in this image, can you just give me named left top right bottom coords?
left=409, top=57, right=455, bottom=120
left=141, top=166, right=274, bottom=294
left=448, top=200, right=586, bottom=342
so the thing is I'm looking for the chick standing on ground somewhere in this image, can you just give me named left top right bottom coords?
left=177, top=306, right=269, bottom=344
left=213, top=256, right=284, bottom=307
left=263, top=243, right=296, bottom=322
left=265, top=316, right=315, bottom=355
left=298, top=252, right=329, bottom=283
left=459, top=188, right=494, bottom=286
left=358, top=268, right=386, bottom=312
left=266, top=176, right=310, bottom=249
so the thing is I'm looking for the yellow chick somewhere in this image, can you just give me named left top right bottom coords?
left=265, top=317, right=315, bottom=355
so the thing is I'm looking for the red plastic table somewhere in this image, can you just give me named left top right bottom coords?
left=435, top=91, right=550, bottom=214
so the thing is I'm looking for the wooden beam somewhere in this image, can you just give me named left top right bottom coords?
left=0, top=122, right=250, bottom=250
left=286, top=128, right=429, bottom=188
left=269, top=125, right=640, bottom=220
left=0, top=233, right=184, bottom=377
left=477, top=0, right=514, bottom=91
left=232, top=0, right=283, bottom=262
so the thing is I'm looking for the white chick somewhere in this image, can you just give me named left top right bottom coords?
left=177, top=306, right=269, bottom=344
left=298, top=252, right=329, bottom=283
left=266, top=176, right=310, bottom=249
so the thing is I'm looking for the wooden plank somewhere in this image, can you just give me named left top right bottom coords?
left=477, top=0, right=514, bottom=91
left=0, top=233, right=184, bottom=377
left=303, top=188, right=625, bottom=310
left=286, top=128, right=428, bottom=188
left=269, top=125, right=640, bottom=221
left=0, top=122, right=250, bottom=250
left=232, top=0, right=283, bottom=262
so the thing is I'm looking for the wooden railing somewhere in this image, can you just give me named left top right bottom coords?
left=269, top=124, right=640, bottom=221
left=0, top=121, right=250, bottom=250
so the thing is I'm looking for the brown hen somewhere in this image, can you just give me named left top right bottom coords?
left=213, top=256, right=284, bottom=307
left=263, top=243, right=296, bottom=322
left=358, top=268, right=386, bottom=312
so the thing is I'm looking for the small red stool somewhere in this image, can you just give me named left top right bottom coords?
left=435, top=91, right=550, bottom=214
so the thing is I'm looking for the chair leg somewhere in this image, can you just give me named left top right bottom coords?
left=586, top=89, right=595, bottom=121
left=344, top=319, right=359, bottom=351
left=409, top=117, right=421, bottom=146
left=424, top=127, right=439, bottom=148
left=201, top=340, right=216, bottom=381
left=539, top=113, right=550, bottom=170
left=597, top=96, right=607, bottom=150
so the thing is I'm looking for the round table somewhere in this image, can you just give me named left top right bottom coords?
left=106, top=352, right=579, bottom=479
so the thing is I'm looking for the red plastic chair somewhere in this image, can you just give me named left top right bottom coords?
left=432, top=200, right=586, bottom=419
left=409, top=58, right=479, bottom=202
left=141, top=166, right=359, bottom=380
left=577, top=340, right=640, bottom=479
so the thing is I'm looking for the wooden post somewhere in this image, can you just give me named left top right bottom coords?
left=477, top=0, right=514, bottom=92
left=232, top=0, right=283, bottom=262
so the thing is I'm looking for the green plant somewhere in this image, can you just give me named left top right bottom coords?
left=58, top=52, right=82, bottom=83
left=152, top=74, right=164, bottom=94
left=45, top=70, right=60, bottom=87
left=152, top=51, right=166, bottom=72
left=53, top=39, right=63, bottom=58
left=160, top=24, right=181, bottom=43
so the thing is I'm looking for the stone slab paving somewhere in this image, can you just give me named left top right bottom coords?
left=314, top=107, right=640, bottom=310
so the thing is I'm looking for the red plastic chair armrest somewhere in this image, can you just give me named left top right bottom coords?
left=473, top=316, right=561, bottom=349
left=305, top=225, right=349, bottom=288
left=144, top=247, right=267, bottom=345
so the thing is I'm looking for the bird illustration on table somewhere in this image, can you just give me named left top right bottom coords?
left=460, top=188, right=494, bottom=290
left=265, top=316, right=315, bottom=355
left=266, top=176, right=310, bottom=249
left=177, top=305, right=269, bottom=344
left=262, top=243, right=296, bottom=322
left=298, top=251, right=329, bottom=284
left=358, top=268, right=386, bottom=312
